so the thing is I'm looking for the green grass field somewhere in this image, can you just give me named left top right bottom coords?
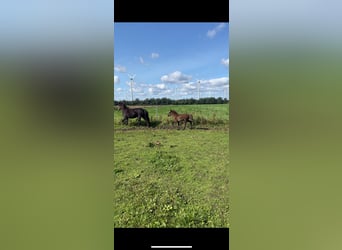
left=114, top=104, right=229, bottom=227
left=114, top=104, right=229, bottom=129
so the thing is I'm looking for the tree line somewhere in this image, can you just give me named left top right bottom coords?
left=114, top=97, right=229, bottom=106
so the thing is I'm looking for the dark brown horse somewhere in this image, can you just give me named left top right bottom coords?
left=167, top=110, right=193, bottom=130
left=118, top=102, right=150, bottom=127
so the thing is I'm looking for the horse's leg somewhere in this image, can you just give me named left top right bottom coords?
left=183, top=120, right=187, bottom=130
left=137, top=114, right=142, bottom=126
left=144, top=116, right=150, bottom=127
left=122, top=117, right=127, bottom=125
left=188, top=115, right=193, bottom=129
left=143, top=112, right=150, bottom=127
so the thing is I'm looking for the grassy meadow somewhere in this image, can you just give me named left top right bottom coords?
left=114, top=104, right=229, bottom=227
left=114, top=104, right=229, bottom=129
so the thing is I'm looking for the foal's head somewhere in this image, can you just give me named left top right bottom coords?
left=168, top=110, right=177, bottom=117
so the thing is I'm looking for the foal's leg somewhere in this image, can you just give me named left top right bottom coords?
left=144, top=117, right=150, bottom=127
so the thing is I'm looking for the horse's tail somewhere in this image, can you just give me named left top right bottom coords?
left=188, top=114, right=193, bottom=122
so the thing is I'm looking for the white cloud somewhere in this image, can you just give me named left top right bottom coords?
left=124, top=81, right=146, bottom=95
left=139, top=56, right=144, bottom=64
left=148, top=87, right=173, bottom=96
left=156, top=83, right=166, bottom=89
left=160, top=71, right=192, bottom=84
left=151, top=52, right=159, bottom=59
left=114, top=65, right=126, bottom=72
left=221, top=58, right=229, bottom=67
left=114, top=75, right=120, bottom=84
left=133, top=87, right=144, bottom=93
left=182, top=82, right=197, bottom=90
left=208, top=77, right=229, bottom=87
left=148, top=87, right=160, bottom=95
left=198, top=77, right=229, bottom=89
left=140, top=82, right=171, bottom=96
left=207, top=23, right=226, bottom=38
left=126, top=81, right=134, bottom=87
left=116, top=76, right=229, bottom=100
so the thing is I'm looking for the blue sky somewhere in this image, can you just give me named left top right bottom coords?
left=114, top=23, right=229, bottom=100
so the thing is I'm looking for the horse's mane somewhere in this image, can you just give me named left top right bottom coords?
left=118, top=102, right=128, bottom=109
left=169, top=109, right=178, bottom=114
